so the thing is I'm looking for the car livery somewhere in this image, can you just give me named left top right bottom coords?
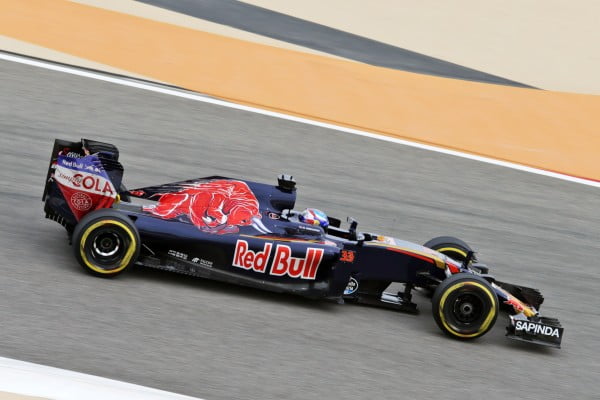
left=143, top=179, right=261, bottom=234
left=42, top=139, right=564, bottom=349
left=53, top=154, right=117, bottom=218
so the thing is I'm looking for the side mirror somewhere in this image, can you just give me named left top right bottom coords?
left=277, top=174, right=296, bottom=192
left=347, top=217, right=358, bottom=241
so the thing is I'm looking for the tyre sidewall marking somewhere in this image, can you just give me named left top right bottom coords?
left=80, top=220, right=136, bottom=274
left=438, top=281, right=497, bottom=338
left=436, top=247, right=467, bottom=258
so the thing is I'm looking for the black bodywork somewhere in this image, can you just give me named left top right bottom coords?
left=43, top=139, right=563, bottom=348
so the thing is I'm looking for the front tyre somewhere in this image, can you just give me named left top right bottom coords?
left=424, top=236, right=489, bottom=273
left=72, top=209, right=140, bottom=277
left=423, top=236, right=474, bottom=262
left=432, top=273, right=498, bottom=340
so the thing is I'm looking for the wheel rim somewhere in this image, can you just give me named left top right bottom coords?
left=93, top=232, right=121, bottom=257
left=452, top=293, right=484, bottom=324
left=443, top=287, right=490, bottom=333
left=85, top=226, right=130, bottom=271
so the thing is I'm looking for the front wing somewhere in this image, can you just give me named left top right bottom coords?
left=506, top=315, right=564, bottom=348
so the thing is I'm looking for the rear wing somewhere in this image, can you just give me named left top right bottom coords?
left=43, top=139, right=124, bottom=231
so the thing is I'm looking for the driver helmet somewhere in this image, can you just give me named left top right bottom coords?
left=299, top=208, right=329, bottom=228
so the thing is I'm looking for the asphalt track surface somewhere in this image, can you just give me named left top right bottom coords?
left=137, top=0, right=531, bottom=88
left=1, top=59, right=599, bottom=399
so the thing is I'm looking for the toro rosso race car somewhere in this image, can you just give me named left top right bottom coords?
left=43, top=139, right=564, bottom=348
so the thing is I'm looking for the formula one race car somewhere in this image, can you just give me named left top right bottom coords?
left=43, top=139, right=564, bottom=348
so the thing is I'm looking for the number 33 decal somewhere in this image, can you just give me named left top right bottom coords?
left=340, top=250, right=355, bottom=263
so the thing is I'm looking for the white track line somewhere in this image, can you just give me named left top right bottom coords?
left=1, top=52, right=598, bottom=188
left=0, top=357, right=202, bottom=400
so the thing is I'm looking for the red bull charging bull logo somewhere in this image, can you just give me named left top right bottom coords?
left=143, top=180, right=261, bottom=234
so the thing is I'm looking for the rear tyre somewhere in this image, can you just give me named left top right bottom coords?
left=432, top=273, right=498, bottom=340
left=72, top=209, right=140, bottom=277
